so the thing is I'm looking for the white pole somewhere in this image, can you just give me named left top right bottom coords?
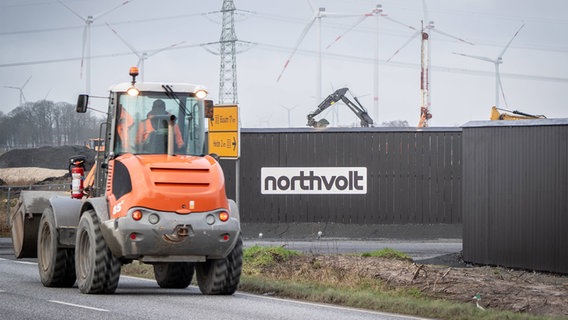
left=374, top=5, right=381, bottom=123
left=317, top=8, right=323, bottom=108
left=494, top=63, right=500, bottom=107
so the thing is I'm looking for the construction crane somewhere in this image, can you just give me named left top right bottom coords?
left=307, top=88, right=374, bottom=128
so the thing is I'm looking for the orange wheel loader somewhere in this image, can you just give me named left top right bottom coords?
left=10, top=67, right=242, bottom=294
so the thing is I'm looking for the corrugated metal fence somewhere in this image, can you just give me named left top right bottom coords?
left=462, top=120, right=568, bottom=274
left=220, top=127, right=462, bottom=225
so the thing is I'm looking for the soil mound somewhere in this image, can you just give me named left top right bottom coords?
left=0, top=146, right=96, bottom=170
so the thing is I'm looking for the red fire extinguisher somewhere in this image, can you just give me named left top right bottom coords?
left=69, top=156, right=86, bottom=199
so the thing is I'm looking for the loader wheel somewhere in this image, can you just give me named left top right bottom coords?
left=196, top=235, right=242, bottom=295
left=75, top=209, right=121, bottom=294
left=153, top=262, right=195, bottom=288
left=37, top=207, right=76, bottom=287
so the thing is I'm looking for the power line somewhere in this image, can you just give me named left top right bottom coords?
left=0, top=39, right=565, bottom=84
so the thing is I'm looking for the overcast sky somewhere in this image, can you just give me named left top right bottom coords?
left=0, top=0, right=566, bottom=127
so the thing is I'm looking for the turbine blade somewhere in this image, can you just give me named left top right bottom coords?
left=306, top=0, right=315, bottom=13
left=431, top=28, right=474, bottom=45
left=57, top=0, right=87, bottom=22
left=22, top=75, right=32, bottom=88
left=452, top=52, right=494, bottom=63
left=498, top=23, right=524, bottom=58
left=324, top=12, right=371, bottom=18
left=382, top=15, right=418, bottom=32
left=106, top=23, right=141, bottom=58
left=147, top=40, right=187, bottom=58
left=422, top=0, right=429, bottom=26
left=386, top=31, right=420, bottom=63
left=94, top=0, right=133, bottom=20
left=276, top=17, right=317, bottom=82
left=325, top=14, right=369, bottom=50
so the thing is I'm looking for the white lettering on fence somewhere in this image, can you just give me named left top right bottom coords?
left=260, top=167, right=367, bottom=194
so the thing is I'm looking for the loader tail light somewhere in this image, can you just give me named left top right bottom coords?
left=219, top=211, right=229, bottom=222
left=132, top=210, right=143, bottom=221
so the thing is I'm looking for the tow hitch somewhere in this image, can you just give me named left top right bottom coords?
left=163, top=224, right=193, bottom=243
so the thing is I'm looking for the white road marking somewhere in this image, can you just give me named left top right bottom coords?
left=49, top=300, right=109, bottom=312
left=0, top=257, right=37, bottom=265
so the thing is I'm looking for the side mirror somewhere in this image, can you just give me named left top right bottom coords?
left=204, top=100, right=214, bottom=119
left=76, top=94, right=89, bottom=113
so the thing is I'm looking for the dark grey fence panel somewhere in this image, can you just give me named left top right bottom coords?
left=221, top=127, right=462, bottom=226
left=462, top=120, right=568, bottom=274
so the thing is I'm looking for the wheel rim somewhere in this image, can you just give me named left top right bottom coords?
left=77, top=229, right=91, bottom=280
left=39, top=223, right=51, bottom=272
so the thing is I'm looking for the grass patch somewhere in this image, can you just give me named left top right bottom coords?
left=360, top=247, right=411, bottom=261
left=243, top=245, right=300, bottom=273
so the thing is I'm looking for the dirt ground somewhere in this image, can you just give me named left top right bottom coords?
left=260, top=253, right=568, bottom=318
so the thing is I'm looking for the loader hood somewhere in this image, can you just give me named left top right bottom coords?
left=106, top=154, right=228, bottom=219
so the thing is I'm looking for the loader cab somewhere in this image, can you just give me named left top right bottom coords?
left=107, top=83, right=212, bottom=157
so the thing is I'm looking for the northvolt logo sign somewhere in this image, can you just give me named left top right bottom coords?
left=261, top=167, right=367, bottom=194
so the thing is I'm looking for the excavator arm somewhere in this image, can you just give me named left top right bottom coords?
left=307, top=88, right=374, bottom=128
left=490, top=106, right=546, bottom=120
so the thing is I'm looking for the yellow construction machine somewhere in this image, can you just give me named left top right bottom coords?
left=490, top=106, right=546, bottom=120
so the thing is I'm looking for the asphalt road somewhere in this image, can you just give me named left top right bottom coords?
left=0, top=237, right=450, bottom=320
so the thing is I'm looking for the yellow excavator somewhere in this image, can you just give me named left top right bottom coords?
left=490, top=106, right=546, bottom=120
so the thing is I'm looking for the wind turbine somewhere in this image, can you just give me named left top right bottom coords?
left=57, top=0, right=132, bottom=94
left=106, top=23, right=186, bottom=82
left=279, top=104, right=299, bottom=127
left=276, top=2, right=362, bottom=103
left=453, top=24, right=524, bottom=108
left=324, top=4, right=417, bottom=124
left=4, top=76, right=32, bottom=106
left=387, top=0, right=474, bottom=127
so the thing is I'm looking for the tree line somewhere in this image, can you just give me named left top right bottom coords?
left=0, top=100, right=102, bottom=150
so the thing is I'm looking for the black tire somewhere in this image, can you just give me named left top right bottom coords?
left=153, top=262, right=195, bottom=288
left=196, top=235, right=242, bottom=295
left=37, top=207, right=76, bottom=287
left=75, top=210, right=121, bottom=294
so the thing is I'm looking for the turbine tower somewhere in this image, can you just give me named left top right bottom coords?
left=219, top=0, right=239, bottom=104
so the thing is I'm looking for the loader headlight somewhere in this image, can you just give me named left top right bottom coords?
left=195, top=89, right=208, bottom=99
left=127, top=86, right=140, bottom=96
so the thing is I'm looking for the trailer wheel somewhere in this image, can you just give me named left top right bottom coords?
left=153, top=262, right=195, bottom=288
left=37, top=207, right=76, bottom=287
left=196, top=235, right=242, bottom=295
left=75, top=209, right=121, bottom=294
